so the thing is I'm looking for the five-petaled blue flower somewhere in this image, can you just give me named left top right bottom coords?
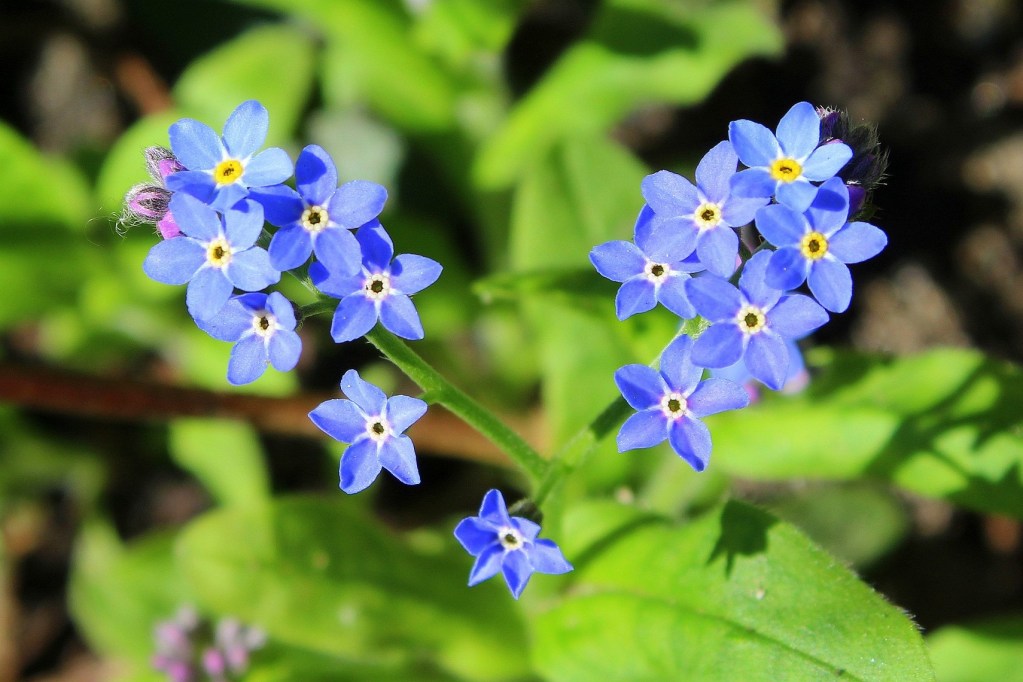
left=756, top=177, right=888, bottom=313
left=166, top=100, right=294, bottom=211
left=143, top=194, right=280, bottom=321
left=590, top=206, right=703, bottom=320
left=195, top=292, right=302, bottom=385
left=253, top=144, right=387, bottom=275
left=453, top=489, right=573, bottom=599
left=729, top=101, right=853, bottom=212
left=640, top=141, right=769, bottom=277
left=615, top=335, right=750, bottom=471
left=309, top=369, right=427, bottom=494
left=686, top=251, right=828, bottom=390
left=311, top=223, right=442, bottom=342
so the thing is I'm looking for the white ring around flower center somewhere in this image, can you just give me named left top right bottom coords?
left=365, top=415, right=391, bottom=442
left=251, top=311, right=277, bottom=339
left=364, top=273, right=392, bottom=301
left=660, top=391, right=688, bottom=420
left=693, top=201, right=723, bottom=230
left=301, top=205, right=330, bottom=234
left=205, top=238, right=233, bottom=269
left=736, top=304, right=767, bottom=335
left=498, top=526, right=524, bottom=550
left=644, top=261, right=671, bottom=284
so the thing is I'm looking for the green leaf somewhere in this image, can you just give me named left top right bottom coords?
left=535, top=500, right=935, bottom=681
left=412, top=0, right=525, bottom=69
left=169, top=419, right=269, bottom=506
left=928, top=616, right=1023, bottom=682
left=708, top=348, right=1023, bottom=518
left=176, top=497, right=531, bottom=681
left=473, top=0, right=783, bottom=188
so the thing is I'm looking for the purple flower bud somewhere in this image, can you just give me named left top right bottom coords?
left=126, top=184, right=172, bottom=222
left=202, top=648, right=226, bottom=679
left=814, top=106, right=888, bottom=217
left=145, top=146, right=185, bottom=182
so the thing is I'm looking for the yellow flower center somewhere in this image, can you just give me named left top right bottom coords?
left=769, top=157, right=802, bottom=183
left=213, top=159, right=244, bottom=186
left=693, top=201, right=723, bottom=230
left=206, top=238, right=233, bottom=268
left=800, top=231, right=829, bottom=260
left=736, top=305, right=766, bottom=334
left=301, top=206, right=329, bottom=234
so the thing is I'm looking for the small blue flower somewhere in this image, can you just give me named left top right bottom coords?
left=310, top=223, right=442, bottom=342
left=143, top=194, right=280, bottom=321
left=729, top=101, right=853, bottom=212
left=196, top=292, right=302, bottom=385
left=166, top=100, right=294, bottom=211
left=686, top=251, right=829, bottom=390
left=309, top=369, right=427, bottom=494
left=712, top=336, right=808, bottom=401
left=590, top=206, right=703, bottom=320
left=756, top=177, right=888, bottom=313
left=252, top=144, right=387, bottom=275
left=640, top=141, right=769, bottom=277
left=453, top=489, right=573, bottom=599
left=615, top=335, right=749, bottom=471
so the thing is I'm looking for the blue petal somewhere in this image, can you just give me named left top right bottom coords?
left=687, top=378, right=750, bottom=417
left=637, top=217, right=697, bottom=262
left=479, top=489, right=511, bottom=525
left=313, top=228, right=363, bottom=277
left=513, top=517, right=540, bottom=542
left=695, top=226, right=739, bottom=278
left=720, top=195, right=767, bottom=228
left=186, top=267, right=233, bottom=321
left=769, top=294, right=829, bottom=338
left=195, top=297, right=252, bottom=341
left=339, top=440, right=382, bottom=494
left=775, top=102, right=820, bottom=160
left=729, top=168, right=776, bottom=200
left=745, top=332, right=789, bottom=390
left=268, top=330, right=302, bottom=371
left=829, top=221, right=887, bottom=264
left=738, top=251, right=782, bottom=309
left=656, top=275, right=696, bottom=319
left=528, top=540, right=573, bottom=575
left=226, top=248, right=279, bottom=292
left=775, top=179, right=818, bottom=213
left=614, top=364, right=665, bottom=410
left=169, top=118, right=221, bottom=170
left=249, top=185, right=303, bottom=227
left=502, top=550, right=534, bottom=599
left=454, top=517, right=499, bottom=555
left=802, top=141, right=853, bottom=181
left=385, top=395, right=428, bottom=433
left=310, top=262, right=361, bottom=299
left=209, top=183, right=249, bottom=212
left=616, top=409, right=668, bottom=451
left=728, top=119, right=780, bottom=168
left=691, top=323, right=744, bottom=368
left=226, top=335, right=268, bottom=385
left=243, top=148, right=294, bottom=187
left=805, top=177, right=849, bottom=234
left=391, top=254, right=442, bottom=295
left=166, top=172, right=217, bottom=209
left=340, top=369, right=387, bottom=414
left=356, top=222, right=394, bottom=269
left=380, top=295, right=425, bottom=340
left=223, top=200, right=264, bottom=249
left=329, top=180, right=388, bottom=230
left=695, top=140, right=738, bottom=202
left=641, top=170, right=698, bottom=215
left=222, top=100, right=268, bottom=158
left=590, top=241, right=645, bottom=282
left=143, top=237, right=205, bottom=285
left=755, top=203, right=806, bottom=248
left=615, top=278, right=656, bottom=320
left=808, top=258, right=852, bottom=313
left=667, top=417, right=712, bottom=472
left=765, top=247, right=809, bottom=291
left=268, top=225, right=313, bottom=271
left=468, top=544, right=505, bottom=586
left=378, top=436, right=420, bottom=486
left=331, top=295, right=379, bottom=342
left=169, top=193, right=222, bottom=242
left=309, top=398, right=367, bottom=443
left=295, top=145, right=338, bottom=206
left=686, top=276, right=742, bottom=322
left=267, top=292, right=296, bottom=329
left=658, top=335, right=702, bottom=395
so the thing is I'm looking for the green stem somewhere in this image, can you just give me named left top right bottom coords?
left=366, top=328, right=549, bottom=482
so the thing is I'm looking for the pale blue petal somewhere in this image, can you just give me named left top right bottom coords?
left=331, top=295, right=378, bottom=342
left=729, top=167, right=776, bottom=199
left=617, top=409, right=668, bottom=451
left=659, top=335, right=702, bottom=394
left=226, top=248, right=279, bottom=291
left=143, top=237, right=205, bottom=285
left=808, top=258, right=853, bottom=313
left=687, top=378, right=750, bottom=417
left=249, top=185, right=303, bottom=227
left=339, top=440, right=382, bottom=494
left=720, top=195, right=768, bottom=227
left=728, top=119, right=781, bottom=167
left=479, top=489, right=511, bottom=525
left=528, top=540, right=573, bottom=575
left=268, top=225, right=313, bottom=271
left=614, top=364, right=665, bottom=410
left=380, top=295, right=424, bottom=340
left=803, top=141, right=853, bottom=181
left=454, top=517, right=499, bottom=555
left=513, top=518, right=541, bottom=542
left=502, top=549, right=533, bottom=598
left=340, top=369, right=387, bottom=413
left=310, top=398, right=366, bottom=443
left=222, top=200, right=264, bottom=248
left=656, top=275, right=695, bottom=319
left=775, top=102, right=820, bottom=159
left=295, top=144, right=338, bottom=205
left=829, top=221, right=888, bottom=264
left=226, top=336, right=268, bottom=385
left=268, top=330, right=302, bottom=371
left=668, top=417, right=712, bottom=472
left=639, top=217, right=697, bottom=262
left=641, top=170, right=698, bottom=215
left=691, top=323, right=744, bottom=368
left=686, top=276, right=742, bottom=321
left=385, top=395, right=428, bottom=433
left=243, top=148, right=293, bottom=187
left=468, top=545, right=505, bottom=586
left=590, top=241, right=645, bottom=282
left=769, top=294, right=829, bottom=338
left=378, top=436, right=420, bottom=486
left=165, top=171, right=216, bottom=207
left=356, top=222, right=394, bottom=269
left=615, top=278, right=656, bottom=320
left=738, top=251, right=782, bottom=308
left=169, top=193, right=221, bottom=242
left=313, top=228, right=362, bottom=277
left=391, top=254, right=442, bottom=294
left=775, top=179, right=818, bottom=213
left=222, top=100, right=268, bottom=158
left=329, top=180, right=388, bottom=229
left=195, top=297, right=252, bottom=340
left=765, top=247, right=809, bottom=291
left=746, top=333, right=789, bottom=390
left=755, top=204, right=806, bottom=248
left=169, top=118, right=221, bottom=169
left=310, top=262, right=361, bottom=299
left=696, top=227, right=739, bottom=278
left=805, top=177, right=849, bottom=233
left=209, top=183, right=249, bottom=212
left=695, top=140, right=739, bottom=201
left=186, top=267, right=233, bottom=321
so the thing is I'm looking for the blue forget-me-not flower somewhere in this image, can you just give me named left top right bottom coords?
left=166, top=100, right=293, bottom=211
left=142, top=194, right=280, bottom=321
left=311, top=223, right=442, bottom=343
left=615, top=335, right=750, bottom=471
left=309, top=369, right=427, bottom=494
left=454, top=489, right=573, bottom=599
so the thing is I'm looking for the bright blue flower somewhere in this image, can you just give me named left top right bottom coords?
left=640, top=141, right=769, bottom=277
left=729, top=102, right=853, bottom=212
left=756, top=177, right=888, bottom=313
left=310, top=223, right=442, bottom=343
left=615, top=335, right=749, bottom=471
left=687, top=251, right=828, bottom=390
left=166, top=100, right=294, bottom=211
left=309, top=369, right=427, bottom=494
left=196, top=292, right=302, bottom=385
left=143, top=194, right=280, bottom=321
left=453, top=489, right=573, bottom=599
left=712, top=336, right=808, bottom=400
left=590, top=205, right=703, bottom=320
left=251, top=144, right=387, bottom=275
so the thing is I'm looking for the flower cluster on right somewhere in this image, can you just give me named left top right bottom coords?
left=592, top=102, right=888, bottom=472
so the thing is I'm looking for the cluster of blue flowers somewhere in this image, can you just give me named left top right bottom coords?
left=592, top=101, right=888, bottom=472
